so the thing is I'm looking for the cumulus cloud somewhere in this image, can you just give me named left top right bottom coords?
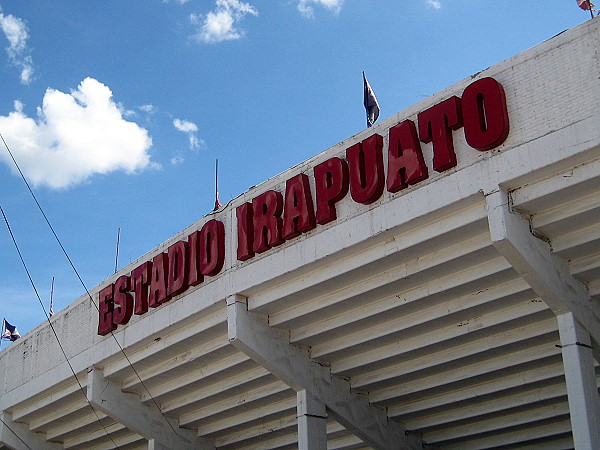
left=425, top=0, right=442, bottom=9
left=191, top=0, right=258, bottom=44
left=173, top=118, right=203, bottom=150
left=0, top=78, right=155, bottom=189
left=0, top=9, right=34, bottom=84
left=297, top=0, right=343, bottom=19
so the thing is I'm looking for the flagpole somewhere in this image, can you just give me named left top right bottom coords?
left=215, top=159, right=219, bottom=206
left=114, top=227, right=121, bottom=273
left=363, top=71, right=369, bottom=128
left=49, top=277, right=55, bottom=317
left=213, top=159, right=220, bottom=211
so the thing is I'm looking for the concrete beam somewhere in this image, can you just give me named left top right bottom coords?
left=297, top=390, right=327, bottom=450
left=557, top=312, right=600, bottom=450
left=227, top=295, right=422, bottom=450
left=86, top=367, right=214, bottom=450
left=148, top=439, right=169, bottom=450
left=0, top=412, right=61, bottom=450
left=485, top=190, right=600, bottom=362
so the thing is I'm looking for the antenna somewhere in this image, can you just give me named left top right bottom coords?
left=213, top=159, right=222, bottom=211
left=49, top=277, right=55, bottom=317
left=114, top=227, right=120, bottom=273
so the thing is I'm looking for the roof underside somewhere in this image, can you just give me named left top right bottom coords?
left=4, top=145, right=600, bottom=449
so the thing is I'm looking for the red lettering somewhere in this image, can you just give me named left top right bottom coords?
left=418, top=96, right=463, bottom=173
left=131, top=261, right=151, bottom=315
left=187, top=231, right=204, bottom=286
left=112, top=275, right=133, bottom=325
left=387, top=120, right=429, bottom=192
left=346, top=134, right=385, bottom=204
left=282, top=174, right=316, bottom=240
left=148, top=253, right=169, bottom=308
left=462, top=77, right=509, bottom=151
left=98, top=284, right=116, bottom=336
left=199, top=219, right=225, bottom=276
left=252, top=190, right=284, bottom=254
left=167, top=240, right=189, bottom=297
left=236, top=203, right=254, bottom=261
left=313, top=157, right=349, bottom=225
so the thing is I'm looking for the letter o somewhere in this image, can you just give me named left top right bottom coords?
left=462, top=77, right=509, bottom=151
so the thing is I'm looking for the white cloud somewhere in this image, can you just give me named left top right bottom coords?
left=426, top=0, right=442, bottom=9
left=0, top=9, right=35, bottom=84
left=191, top=0, right=258, bottom=44
left=173, top=118, right=198, bottom=133
left=173, top=118, right=203, bottom=150
left=139, top=104, right=157, bottom=114
left=170, top=154, right=185, bottom=165
left=0, top=78, right=155, bottom=189
left=297, top=0, right=343, bottom=19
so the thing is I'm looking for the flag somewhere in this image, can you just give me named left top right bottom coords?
left=2, top=320, right=21, bottom=341
left=213, top=159, right=222, bottom=211
left=578, top=0, right=595, bottom=9
left=213, top=191, right=222, bottom=211
left=363, top=72, right=380, bottom=128
left=49, top=277, right=55, bottom=317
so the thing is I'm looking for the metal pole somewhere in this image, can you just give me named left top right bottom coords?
left=114, top=228, right=120, bottom=273
left=49, top=277, right=55, bottom=317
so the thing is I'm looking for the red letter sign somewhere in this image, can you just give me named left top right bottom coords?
left=418, top=96, right=463, bottom=173
left=167, top=240, right=189, bottom=298
left=462, top=77, right=509, bottom=151
left=252, top=190, right=284, bottom=254
left=131, top=261, right=151, bottom=315
left=387, top=120, right=429, bottom=192
left=148, top=253, right=169, bottom=308
left=98, top=284, right=116, bottom=336
left=282, top=174, right=316, bottom=240
left=313, top=157, right=349, bottom=225
left=199, top=219, right=225, bottom=276
left=112, top=275, right=133, bottom=325
left=347, top=134, right=385, bottom=204
left=236, top=203, right=254, bottom=261
left=187, top=230, right=204, bottom=286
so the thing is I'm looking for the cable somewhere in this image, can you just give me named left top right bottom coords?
left=0, top=207, right=120, bottom=449
left=0, top=131, right=187, bottom=445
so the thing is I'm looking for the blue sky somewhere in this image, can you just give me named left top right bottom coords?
left=0, top=1, right=591, bottom=340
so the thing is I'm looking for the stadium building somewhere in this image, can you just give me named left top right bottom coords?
left=1, top=16, right=599, bottom=450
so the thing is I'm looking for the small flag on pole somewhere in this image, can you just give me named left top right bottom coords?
left=363, top=72, right=380, bottom=128
left=213, top=159, right=223, bottom=211
left=49, top=277, right=55, bottom=317
left=214, top=192, right=222, bottom=211
left=577, top=0, right=595, bottom=9
left=2, top=319, right=21, bottom=341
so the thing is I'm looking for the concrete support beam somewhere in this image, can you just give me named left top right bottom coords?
left=86, top=367, right=214, bottom=450
left=557, top=312, right=600, bottom=450
left=485, top=190, right=600, bottom=362
left=227, top=295, right=422, bottom=450
left=0, top=412, right=61, bottom=450
left=148, top=439, right=169, bottom=450
left=297, top=390, right=327, bottom=450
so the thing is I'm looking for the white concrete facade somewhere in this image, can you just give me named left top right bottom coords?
left=0, top=17, right=599, bottom=450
